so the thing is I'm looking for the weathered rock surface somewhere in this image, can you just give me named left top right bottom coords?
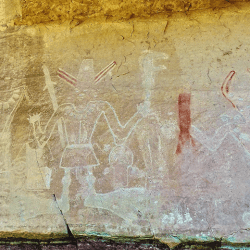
left=1, top=0, right=250, bottom=248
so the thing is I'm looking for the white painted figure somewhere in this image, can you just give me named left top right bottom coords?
left=29, top=60, right=151, bottom=214
left=191, top=70, right=250, bottom=153
left=190, top=70, right=250, bottom=228
left=83, top=51, right=169, bottom=226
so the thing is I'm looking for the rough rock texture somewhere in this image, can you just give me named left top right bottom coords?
left=14, top=0, right=247, bottom=25
left=2, top=0, right=250, bottom=249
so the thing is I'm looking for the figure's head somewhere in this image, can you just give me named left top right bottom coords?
left=220, top=110, right=246, bottom=124
left=109, top=145, right=133, bottom=167
left=139, top=50, right=168, bottom=73
left=58, top=58, right=116, bottom=104
left=77, top=59, right=95, bottom=83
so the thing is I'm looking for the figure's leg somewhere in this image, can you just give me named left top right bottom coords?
left=58, top=167, right=71, bottom=214
left=86, top=166, right=96, bottom=195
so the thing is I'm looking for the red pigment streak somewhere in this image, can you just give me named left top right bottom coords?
left=176, top=93, right=194, bottom=154
left=221, top=70, right=236, bottom=108
left=57, top=73, right=77, bottom=87
left=95, top=64, right=116, bottom=82
left=95, top=61, right=116, bottom=81
left=58, top=69, right=77, bottom=83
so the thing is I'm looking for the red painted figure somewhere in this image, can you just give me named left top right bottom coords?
left=176, top=93, right=195, bottom=154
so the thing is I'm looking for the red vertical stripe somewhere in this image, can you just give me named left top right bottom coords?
left=176, top=93, right=194, bottom=154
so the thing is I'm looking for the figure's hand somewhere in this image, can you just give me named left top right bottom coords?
left=227, top=114, right=246, bottom=131
left=28, top=113, right=41, bottom=124
left=137, top=101, right=150, bottom=117
left=233, top=114, right=246, bottom=124
left=227, top=123, right=240, bottom=135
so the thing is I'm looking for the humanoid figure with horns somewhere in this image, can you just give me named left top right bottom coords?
left=28, top=61, right=150, bottom=214
left=191, top=70, right=248, bottom=152
left=189, top=69, right=250, bottom=229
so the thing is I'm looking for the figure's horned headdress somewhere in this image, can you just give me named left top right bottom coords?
left=221, top=70, right=236, bottom=108
left=57, top=60, right=116, bottom=89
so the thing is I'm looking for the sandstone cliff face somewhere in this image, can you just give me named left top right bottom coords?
left=1, top=0, right=250, bottom=246
left=14, top=0, right=234, bottom=25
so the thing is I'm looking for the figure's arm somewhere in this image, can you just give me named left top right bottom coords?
left=95, top=101, right=148, bottom=142
left=230, top=129, right=250, bottom=157
left=29, top=104, right=74, bottom=148
left=191, top=124, right=232, bottom=151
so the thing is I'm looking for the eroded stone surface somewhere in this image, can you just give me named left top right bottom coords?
left=2, top=0, right=250, bottom=246
left=15, top=0, right=232, bottom=25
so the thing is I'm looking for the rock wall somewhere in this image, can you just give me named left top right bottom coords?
left=1, top=0, right=250, bottom=247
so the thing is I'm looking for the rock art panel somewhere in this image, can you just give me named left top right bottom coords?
left=3, top=2, right=250, bottom=245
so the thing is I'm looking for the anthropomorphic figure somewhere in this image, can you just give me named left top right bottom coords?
left=136, top=51, right=169, bottom=188
left=189, top=70, right=250, bottom=230
left=191, top=71, right=249, bottom=153
left=29, top=63, right=149, bottom=214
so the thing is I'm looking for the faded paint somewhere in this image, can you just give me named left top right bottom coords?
left=176, top=93, right=194, bottom=154
left=3, top=1, right=250, bottom=249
